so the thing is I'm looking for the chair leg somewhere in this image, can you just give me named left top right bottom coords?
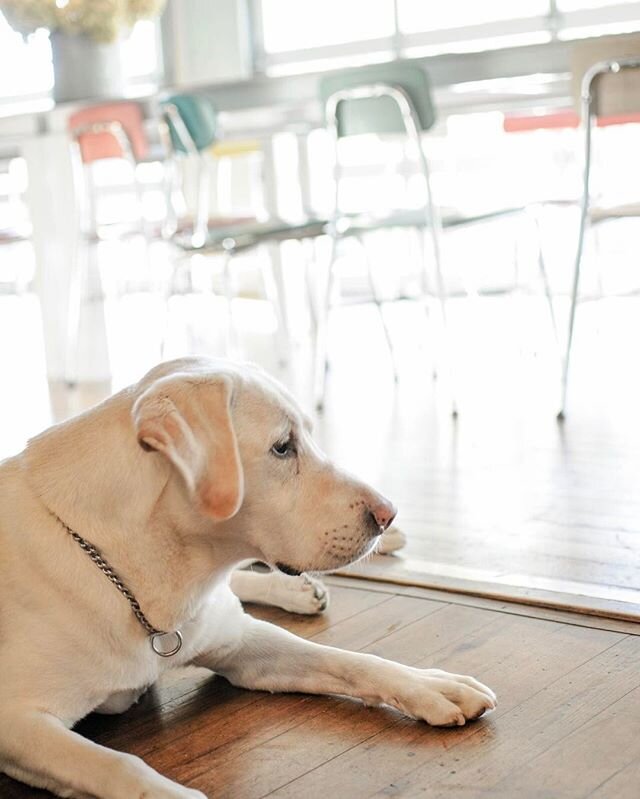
left=355, top=233, right=398, bottom=383
left=221, top=250, right=239, bottom=357
left=303, top=238, right=319, bottom=337
left=160, top=249, right=188, bottom=360
left=161, top=157, right=179, bottom=240
left=131, top=167, right=155, bottom=281
left=559, top=210, right=589, bottom=420
left=528, top=207, right=560, bottom=342
left=132, top=166, right=147, bottom=239
left=313, top=235, right=339, bottom=411
left=65, top=168, right=91, bottom=387
left=591, top=220, right=605, bottom=298
left=64, top=239, right=88, bottom=387
left=412, top=124, right=458, bottom=414
left=424, top=186, right=458, bottom=417
left=261, top=244, right=290, bottom=368
left=85, top=167, right=98, bottom=240
left=193, top=155, right=211, bottom=248
left=559, top=100, right=593, bottom=421
left=416, top=228, right=438, bottom=381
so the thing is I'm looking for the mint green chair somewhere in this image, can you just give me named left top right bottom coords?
left=162, top=93, right=217, bottom=154
left=314, top=61, right=524, bottom=412
left=160, top=93, right=218, bottom=247
left=320, top=62, right=436, bottom=137
left=160, top=92, right=328, bottom=365
left=315, top=62, right=451, bottom=410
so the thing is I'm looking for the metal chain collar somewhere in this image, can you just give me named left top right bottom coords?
left=53, top=514, right=183, bottom=657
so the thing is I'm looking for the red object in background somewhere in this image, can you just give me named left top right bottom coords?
left=68, top=101, right=149, bottom=163
left=504, top=108, right=640, bottom=133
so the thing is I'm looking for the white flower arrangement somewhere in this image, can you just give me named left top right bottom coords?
left=0, top=0, right=167, bottom=43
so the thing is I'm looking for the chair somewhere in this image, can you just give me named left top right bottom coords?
left=559, top=34, right=640, bottom=418
left=161, top=93, right=219, bottom=248
left=68, top=101, right=152, bottom=239
left=315, top=62, right=528, bottom=412
left=161, top=92, right=328, bottom=365
left=65, top=101, right=172, bottom=384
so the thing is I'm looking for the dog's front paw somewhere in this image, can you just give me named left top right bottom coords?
left=390, top=668, right=496, bottom=727
left=273, top=572, right=329, bottom=615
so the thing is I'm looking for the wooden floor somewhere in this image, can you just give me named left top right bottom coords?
left=2, top=577, right=639, bottom=799
left=3, top=262, right=640, bottom=611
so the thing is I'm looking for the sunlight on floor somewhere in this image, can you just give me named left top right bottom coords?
left=1, top=213, right=640, bottom=604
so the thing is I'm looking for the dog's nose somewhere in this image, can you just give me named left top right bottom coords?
left=368, top=497, right=397, bottom=531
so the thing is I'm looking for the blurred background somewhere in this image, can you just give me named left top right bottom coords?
left=1, top=0, right=640, bottom=613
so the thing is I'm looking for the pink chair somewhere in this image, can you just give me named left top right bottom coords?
left=65, top=101, right=156, bottom=385
left=68, top=101, right=152, bottom=238
left=68, top=101, right=149, bottom=164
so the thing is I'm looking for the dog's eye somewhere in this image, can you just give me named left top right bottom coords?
left=271, top=437, right=296, bottom=458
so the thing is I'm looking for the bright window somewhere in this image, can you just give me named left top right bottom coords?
left=397, top=0, right=549, bottom=33
left=557, top=0, right=638, bottom=9
left=256, top=0, right=640, bottom=74
left=0, top=14, right=161, bottom=103
left=121, top=20, right=160, bottom=80
left=260, top=0, right=395, bottom=53
left=0, top=14, right=52, bottom=99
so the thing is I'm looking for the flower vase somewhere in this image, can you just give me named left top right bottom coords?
left=50, top=30, right=125, bottom=103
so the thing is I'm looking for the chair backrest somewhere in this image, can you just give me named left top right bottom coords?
left=319, top=61, right=436, bottom=137
left=162, top=93, right=217, bottom=153
left=571, top=33, right=640, bottom=118
left=68, top=101, right=149, bottom=164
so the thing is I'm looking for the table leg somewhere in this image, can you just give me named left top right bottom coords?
left=22, top=132, right=110, bottom=382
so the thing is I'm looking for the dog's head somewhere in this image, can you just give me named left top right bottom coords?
left=132, top=357, right=396, bottom=573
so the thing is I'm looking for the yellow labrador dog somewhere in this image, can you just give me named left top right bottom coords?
left=0, top=357, right=495, bottom=799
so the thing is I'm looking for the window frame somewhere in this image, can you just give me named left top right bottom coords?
left=251, top=0, right=640, bottom=75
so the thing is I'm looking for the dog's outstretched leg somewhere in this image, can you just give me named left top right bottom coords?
left=0, top=708, right=206, bottom=799
left=196, top=615, right=496, bottom=727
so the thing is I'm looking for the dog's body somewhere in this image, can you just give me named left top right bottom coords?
left=0, top=357, right=495, bottom=798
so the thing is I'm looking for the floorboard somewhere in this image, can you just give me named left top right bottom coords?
left=1, top=581, right=638, bottom=798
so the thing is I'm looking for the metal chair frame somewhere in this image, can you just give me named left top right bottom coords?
left=315, top=82, right=453, bottom=412
left=161, top=103, right=212, bottom=249
left=559, top=55, right=640, bottom=418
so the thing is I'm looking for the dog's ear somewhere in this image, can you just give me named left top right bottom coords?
left=132, top=375, right=243, bottom=521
